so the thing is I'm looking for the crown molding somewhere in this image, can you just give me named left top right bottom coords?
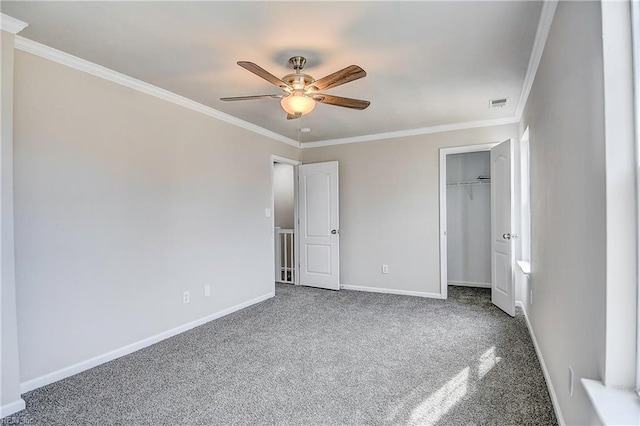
left=515, top=0, right=558, bottom=120
left=300, top=116, right=519, bottom=149
left=12, top=1, right=557, bottom=152
left=14, top=36, right=300, bottom=148
left=1, top=14, right=28, bottom=34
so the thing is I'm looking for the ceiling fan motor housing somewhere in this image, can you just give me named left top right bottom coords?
left=282, top=73, right=314, bottom=90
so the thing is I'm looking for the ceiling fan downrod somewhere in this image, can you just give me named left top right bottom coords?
left=289, top=56, right=306, bottom=72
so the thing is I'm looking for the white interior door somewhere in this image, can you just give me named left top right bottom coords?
left=491, top=140, right=515, bottom=316
left=298, top=161, right=340, bottom=290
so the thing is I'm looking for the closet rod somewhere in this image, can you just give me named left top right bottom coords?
left=446, top=180, right=491, bottom=187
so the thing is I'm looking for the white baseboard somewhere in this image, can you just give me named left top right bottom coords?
left=448, top=280, right=491, bottom=288
left=20, top=290, right=275, bottom=394
left=340, top=284, right=444, bottom=299
left=0, top=398, right=25, bottom=418
left=516, top=301, right=566, bottom=425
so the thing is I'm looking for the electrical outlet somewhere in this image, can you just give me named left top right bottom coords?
left=382, top=264, right=389, bottom=274
left=568, top=366, right=574, bottom=396
left=204, top=285, right=211, bottom=298
left=183, top=291, right=190, bottom=304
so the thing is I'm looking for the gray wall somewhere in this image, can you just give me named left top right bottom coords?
left=13, top=50, right=299, bottom=383
left=302, top=124, right=517, bottom=295
left=519, top=2, right=605, bottom=423
left=273, top=163, right=294, bottom=229
left=9, top=5, right=628, bottom=424
left=446, top=152, right=491, bottom=287
left=1, top=30, right=24, bottom=413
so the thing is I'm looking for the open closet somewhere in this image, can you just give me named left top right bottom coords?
left=446, top=151, right=491, bottom=288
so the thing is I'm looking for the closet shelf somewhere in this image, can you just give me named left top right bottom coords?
left=447, top=179, right=491, bottom=187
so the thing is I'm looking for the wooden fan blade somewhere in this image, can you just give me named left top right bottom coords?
left=237, top=61, right=292, bottom=90
left=312, top=94, right=370, bottom=110
left=220, top=94, right=284, bottom=101
left=287, top=113, right=302, bottom=120
left=307, top=65, right=366, bottom=91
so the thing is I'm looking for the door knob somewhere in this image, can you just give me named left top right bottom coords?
left=502, top=233, right=511, bottom=240
left=331, top=229, right=340, bottom=235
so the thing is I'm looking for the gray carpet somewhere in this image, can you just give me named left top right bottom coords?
left=5, top=284, right=556, bottom=425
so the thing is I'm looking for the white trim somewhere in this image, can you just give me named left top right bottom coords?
left=439, top=143, right=497, bottom=156
left=582, top=379, right=640, bottom=426
left=601, top=0, right=637, bottom=388
left=271, top=155, right=300, bottom=166
left=516, top=260, right=531, bottom=276
left=293, top=165, right=299, bottom=286
left=340, top=284, right=444, bottom=299
left=302, top=117, right=519, bottom=149
left=7, top=2, right=555, bottom=151
left=439, top=143, right=498, bottom=300
left=0, top=399, right=26, bottom=418
left=439, top=147, right=448, bottom=300
left=505, top=138, right=517, bottom=316
left=515, top=1, right=558, bottom=120
left=0, top=14, right=28, bottom=34
left=516, top=301, right=566, bottom=426
left=632, top=0, right=640, bottom=395
left=10, top=25, right=550, bottom=151
left=13, top=36, right=300, bottom=148
left=20, top=290, right=274, bottom=393
left=448, top=280, right=491, bottom=289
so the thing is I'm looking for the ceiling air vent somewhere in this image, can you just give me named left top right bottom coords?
left=489, top=98, right=508, bottom=109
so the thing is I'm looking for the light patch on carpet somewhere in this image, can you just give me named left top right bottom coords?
left=478, top=346, right=502, bottom=379
left=408, top=367, right=470, bottom=425
left=401, top=345, right=503, bottom=425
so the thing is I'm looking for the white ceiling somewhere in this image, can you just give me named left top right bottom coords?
left=2, top=1, right=543, bottom=143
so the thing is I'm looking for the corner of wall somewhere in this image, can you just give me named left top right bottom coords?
left=1, top=28, right=25, bottom=416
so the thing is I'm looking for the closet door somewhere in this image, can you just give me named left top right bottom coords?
left=491, top=140, right=515, bottom=316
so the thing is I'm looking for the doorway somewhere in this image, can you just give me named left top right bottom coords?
left=439, top=141, right=515, bottom=316
left=446, top=151, right=492, bottom=290
left=271, top=155, right=300, bottom=286
left=271, top=157, right=341, bottom=291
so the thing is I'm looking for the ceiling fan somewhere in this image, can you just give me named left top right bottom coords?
left=220, top=56, right=370, bottom=119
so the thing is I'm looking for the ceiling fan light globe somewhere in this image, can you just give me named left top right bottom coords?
left=281, top=93, right=316, bottom=115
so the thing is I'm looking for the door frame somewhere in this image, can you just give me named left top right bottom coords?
left=438, top=143, right=498, bottom=299
left=271, top=155, right=301, bottom=286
